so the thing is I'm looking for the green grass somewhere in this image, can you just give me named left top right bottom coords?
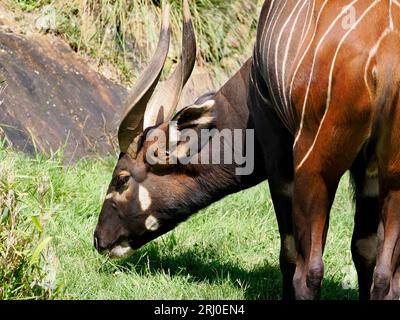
left=2, top=0, right=360, bottom=300
left=0, top=141, right=359, bottom=300
left=9, top=0, right=51, bottom=12
left=0, top=140, right=61, bottom=299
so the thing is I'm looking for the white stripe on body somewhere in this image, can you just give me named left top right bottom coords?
left=295, top=0, right=380, bottom=171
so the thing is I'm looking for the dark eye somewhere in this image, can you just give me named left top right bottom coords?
left=116, top=175, right=130, bottom=189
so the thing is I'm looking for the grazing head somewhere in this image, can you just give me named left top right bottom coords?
left=93, top=1, right=235, bottom=258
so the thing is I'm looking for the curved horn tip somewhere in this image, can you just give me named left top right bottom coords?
left=183, top=0, right=191, bottom=22
left=162, top=3, right=171, bottom=30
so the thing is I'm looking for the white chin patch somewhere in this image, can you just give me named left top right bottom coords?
left=109, top=242, right=134, bottom=259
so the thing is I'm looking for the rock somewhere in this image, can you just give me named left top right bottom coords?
left=0, top=31, right=127, bottom=161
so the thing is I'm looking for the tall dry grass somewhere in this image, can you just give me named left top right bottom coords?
left=9, top=0, right=262, bottom=83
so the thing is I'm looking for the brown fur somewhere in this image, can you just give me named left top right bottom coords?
left=252, top=0, right=400, bottom=299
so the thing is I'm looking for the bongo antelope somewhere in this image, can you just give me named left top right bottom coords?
left=95, top=0, right=400, bottom=300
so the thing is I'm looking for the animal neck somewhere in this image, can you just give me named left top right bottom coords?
left=213, top=58, right=253, bottom=131
left=197, top=58, right=266, bottom=198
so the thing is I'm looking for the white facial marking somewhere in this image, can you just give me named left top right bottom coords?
left=145, top=215, right=160, bottom=231
left=109, top=242, right=134, bottom=259
left=284, top=235, right=297, bottom=263
left=138, top=184, right=152, bottom=211
left=356, top=235, right=378, bottom=265
left=105, top=193, right=113, bottom=200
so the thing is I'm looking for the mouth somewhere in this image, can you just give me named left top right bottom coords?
left=107, top=241, right=134, bottom=259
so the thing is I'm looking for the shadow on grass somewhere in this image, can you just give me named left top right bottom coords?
left=100, top=245, right=358, bottom=300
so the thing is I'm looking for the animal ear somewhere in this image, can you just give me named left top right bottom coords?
left=171, top=99, right=216, bottom=130
left=168, top=99, right=216, bottom=162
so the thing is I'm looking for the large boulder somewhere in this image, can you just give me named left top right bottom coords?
left=0, top=31, right=127, bottom=160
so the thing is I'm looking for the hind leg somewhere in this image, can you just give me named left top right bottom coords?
left=370, top=89, right=400, bottom=299
left=352, top=197, right=379, bottom=299
left=371, top=187, right=400, bottom=300
left=291, top=164, right=340, bottom=299
left=262, top=123, right=297, bottom=299
left=269, top=177, right=296, bottom=300
left=249, top=71, right=297, bottom=299
left=350, top=154, right=379, bottom=300
left=292, top=111, right=370, bottom=299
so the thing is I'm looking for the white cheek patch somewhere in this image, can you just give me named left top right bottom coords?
left=138, top=184, right=152, bottom=211
left=145, top=215, right=159, bottom=231
left=109, top=242, right=134, bottom=259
